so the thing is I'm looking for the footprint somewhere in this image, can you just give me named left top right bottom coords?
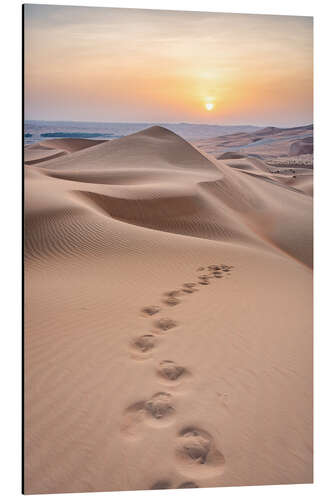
left=121, top=392, right=175, bottom=437
left=151, top=480, right=171, bottom=490
left=178, top=481, right=199, bottom=488
left=212, top=272, right=222, bottom=279
left=208, top=265, right=221, bottom=271
left=164, top=290, right=181, bottom=297
left=131, top=334, right=156, bottom=359
left=183, top=282, right=197, bottom=288
left=179, top=429, right=210, bottom=464
left=164, top=296, right=181, bottom=307
left=154, top=317, right=178, bottom=332
left=221, top=265, right=233, bottom=272
left=198, top=277, right=210, bottom=285
left=151, top=480, right=199, bottom=490
left=182, top=282, right=198, bottom=294
left=175, top=427, right=225, bottom=478
left=198, top=274, right=211, bottom=280
left=145, top=392, right=175, bottom=420
left=141, top=305, right=161, bottom=316
left=157, top=360, right=188, bottom=384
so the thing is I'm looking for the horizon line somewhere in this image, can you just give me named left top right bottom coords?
left=24, top=119, right=313, bottom=129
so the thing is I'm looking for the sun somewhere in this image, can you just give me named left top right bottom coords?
left=205, top=103, right=214, bottom=111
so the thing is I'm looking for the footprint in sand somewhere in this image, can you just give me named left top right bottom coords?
left=164, top=296, right=181, bottom=306
left=141, top=305, right=161, bottom=316
left=145, top=392, right=175, bottom=421
left=151, top=480, right=199, bottom=490
left=154, top=317, right=178, bottom=332
left=221, top=264, right=234, bottom=272
left=157, top=360, right=189, bottom=384
left=178, top=481, right=199, bottom=488
left=150, top=480, right=172, bottom=490
left=209, top=270, right=223, bottom=279
left=205, top=264, right=235, bottom=280
left=121, top=392, right=176, bottom=437
left=182, top=282, right=198, bottom=294
left=198, top=275, right=210, bottom=286
left=164, top=289, right=182, bottom=297
left=175, top=427, right=225, bottom=478
left=208, top=265, right=221, bottom=271
left=130, top=334, right=156, bottom=359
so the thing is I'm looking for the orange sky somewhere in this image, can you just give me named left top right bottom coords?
left=24, top=5, right=313, bottom=126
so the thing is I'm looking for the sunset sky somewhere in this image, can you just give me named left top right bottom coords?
left=24, top=5, right=313, bottom=126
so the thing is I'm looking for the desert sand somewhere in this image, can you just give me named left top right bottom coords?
left=24, top=126, right=313, bottom=493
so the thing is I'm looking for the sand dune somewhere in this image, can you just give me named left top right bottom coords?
left=217, top=152, right=245, bottom=160
left=24, top=138, right=107, bottom=165
left=195, top=124, right=313, bottom=169
left=289, top=138, right=313, bottom=156
left=24, top=126, right=313, bottom=493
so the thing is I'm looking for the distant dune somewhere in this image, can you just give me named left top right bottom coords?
left=195, top=124, right=313, bottom=168
left=217, top=152, right=245, bottom=160
left=24, top=126, right=313, bottom=494
left=289, top=137, right=313, bottom=156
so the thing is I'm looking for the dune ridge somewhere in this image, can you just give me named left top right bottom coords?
left=24, top=126, right=313, bottom=493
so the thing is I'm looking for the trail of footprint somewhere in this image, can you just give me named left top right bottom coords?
left=125, top=264, right=233, bottom=488
left=174, top=427, right=225, bottom=478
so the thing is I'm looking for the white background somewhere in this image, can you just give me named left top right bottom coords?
left=1, top=0, right=332, bottom=499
